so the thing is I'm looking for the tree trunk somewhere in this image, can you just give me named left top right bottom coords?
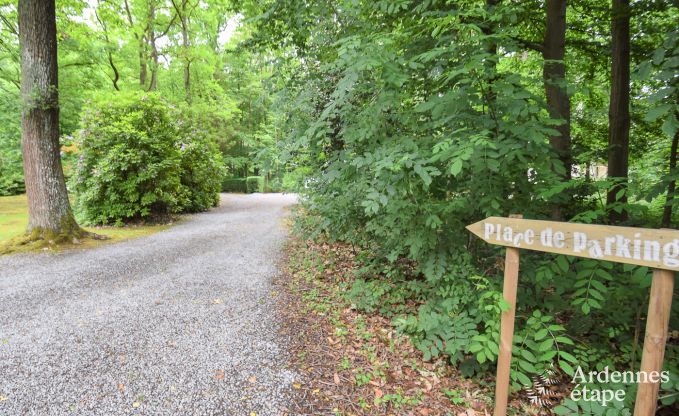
left=147, top=3, right=158, bottom=91
left=661, top=121, right=678, bottom=228
left=544, top=0, right=571, bottom=177
left=18, top=0, right=80, bottom=240
left=94, top=7, right=120, bottom=91
left=606, top=0, right=631, bottom=223
left=183, top=0, right=190, bottom=100
left=139, top=37, right=148, bottom=88
left=182, top=19, right=191, bottom=104
left=148, top=39, right=158, bottom=91
left=172, top=0, right=192, bottom=102
left=543, top=0, right=571, bottom=220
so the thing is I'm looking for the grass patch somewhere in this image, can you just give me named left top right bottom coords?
left=0, top=194, right=172, bottom=253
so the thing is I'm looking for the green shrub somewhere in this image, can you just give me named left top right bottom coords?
left=174, top=106, right=225, bottom=212
left=0, top=161, right=24, bottom=196
left=0, top=96, right=24, bottom=196
left=246, top=176, right=265, bottom=193
left=222, top=177, right=247, bottom=193
left=72, top=92, right=223, bottom=224
left=265, top=177, right=283, bottom=192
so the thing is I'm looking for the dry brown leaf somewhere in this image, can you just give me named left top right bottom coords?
left=214, top=370, right=225, bottom=380
left=333, top=373, right=340, bottom=384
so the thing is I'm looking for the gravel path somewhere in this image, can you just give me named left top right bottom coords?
left=0, top=193, right=298, bottom=416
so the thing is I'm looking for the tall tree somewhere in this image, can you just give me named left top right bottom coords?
left=543, top=0, right=570, bottom=174
left=123, top=0, right=148, bottom=88
left=662, top=118, right=678, bottom=228
left=18, top=0, right=81, bottom=240
left=543, top=0, right=571, bottom=219
left=171, top=0, right=194, bottom=102
left=606, top=0, right=631, bottom=223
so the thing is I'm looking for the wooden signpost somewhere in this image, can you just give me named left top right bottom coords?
left=466, top=216, right=679, bottom=416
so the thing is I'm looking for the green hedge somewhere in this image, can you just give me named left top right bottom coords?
left=246, top=176, right=264, bottom=193
left=222, top=176, right=281, bottom=193
left=222, top=178, right=247, bottom=193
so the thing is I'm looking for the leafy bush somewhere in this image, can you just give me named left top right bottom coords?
left=222, top=177, right=247, bottom=193
left=0, top=91, right=24, bottom=196
left=276, top=3, right=679, bottom=408
left=0, top=159, right=24, bottom=196
left=72, top=92, right=223, bottom=224
left=246, top=176, right=265, bottom=193
left=174, top=105, right=224, bottom=212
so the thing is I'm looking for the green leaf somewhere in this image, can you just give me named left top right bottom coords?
left=560, top=361, right=575, bottom=376
left=534, top=328, right=549, bottom=341
left=645, top=104, right=672, bottom=122
left=538, top=338, right=554, bottom=352
left=449, top=159, right=463, bottom=176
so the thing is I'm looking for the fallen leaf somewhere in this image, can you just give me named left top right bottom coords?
left=132, top=402, right=140, bottom=408
left=214, top=370, right=225, bottom=380
left=248, top=375, right=257, bottom=383
left=250, top=413, right=257, bottom=416
left=117, top=383, right=125, bottom=392
left=293, top=383, right=301, bottom=389
left=333, top=373, right=340, bottom=384
left=0, top=395, right=7, bottom=402
left=374, top=387, right=383, bottom=399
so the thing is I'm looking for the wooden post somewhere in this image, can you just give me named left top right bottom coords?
left=633, top=268, right=675, bottom=416
left=494, top=214, right=522, bottom=416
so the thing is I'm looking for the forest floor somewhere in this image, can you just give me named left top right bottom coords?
left=276, top=237, right=504, bottom=416
left=0, top=194, right=171, bottom=253
left=0, top=193, right=298, bottom=415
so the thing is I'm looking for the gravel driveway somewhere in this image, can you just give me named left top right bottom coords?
left=0, top=193, right=298, bottom=415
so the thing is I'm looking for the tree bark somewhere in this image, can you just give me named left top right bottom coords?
left=123, top=0, right=147, bottom=88
left=544, top=0, right=571, bottom=177
left=172, top=0, right=192, bottom=102
left=606, top=0, right=631, bottom=223
left=661, top=119, right=678, bottom=228
left=18, top=0, right=80, bottom=239
left=139, top=37, right=148, bottom=88
left=94, top=6, right=120, bottom=91
left=180, top=5, right=191, bottom=103
left=147, top=2, right=158, bottom=91
left=543, top=0, right=571, bottom=220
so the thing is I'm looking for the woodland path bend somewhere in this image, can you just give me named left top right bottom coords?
left=0, top=193, right=298, bottom=416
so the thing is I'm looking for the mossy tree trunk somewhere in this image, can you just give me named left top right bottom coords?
left=19, top=0, right=81, bottom=241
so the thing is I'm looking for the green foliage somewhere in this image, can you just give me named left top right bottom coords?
left=256, top=0, right=679, bottom=412
left=174, top=106, right=225, bottom=212
left=72, top=92, right=223, bottom=224
left=222, top=177, right=247, bottom=193
left=0, top=88, right=23, bottom=196
left=246, top=176, right=265, bottom=193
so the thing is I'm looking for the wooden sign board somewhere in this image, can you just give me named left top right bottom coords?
left=466, top=216, right=679, bottom=270
left=466, top=216, right=677, bottom=416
